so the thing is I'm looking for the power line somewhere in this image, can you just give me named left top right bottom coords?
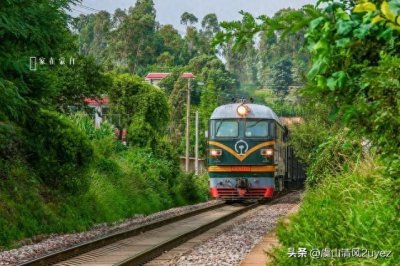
left=71, top=7, right=89, bottom=15
left=76, top=3, right=101, bottom=12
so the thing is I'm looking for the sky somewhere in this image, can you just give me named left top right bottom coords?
left=72, top=0, right=317, bottom=33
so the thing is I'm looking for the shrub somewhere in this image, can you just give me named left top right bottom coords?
left=270, top=158, right=400, bottom=265
left=306, top=130, right=363, bottom=186
left=173, top=173, right=209, bottom=204
left=288, top=104, right=363, bottom=186
left=71, top=112, right=115, bottom=141
left=0, top=118, right=24, bottom=161
left=26, top=109, right=93, bottom=192
left=71, top=112, right=117, bottom=157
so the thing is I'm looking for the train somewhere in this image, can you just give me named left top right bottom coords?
left=207, top=101, right=305, bottom=200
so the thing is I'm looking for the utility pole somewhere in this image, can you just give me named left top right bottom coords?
left=185, top=78, right=191, bottom=172
left=195, top=111, right=199, bottom=175
left=182, top=73, right=194, bottom=173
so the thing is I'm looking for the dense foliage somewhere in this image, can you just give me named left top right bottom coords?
left=4, top=0, right=398, bottom=257
left=0, top=115, right=207, bottom=247
left=272, top=158, right=399, bottom=265
left=215, top=0, right=400, bottom=265
left=305, top=0, right=400, bottom=176
left=0, top=0, right=211, bottom=249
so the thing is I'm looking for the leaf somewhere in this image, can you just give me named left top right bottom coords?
left=371, top=15, right=385, bottom=24
left=388, top=23, right=400, bottom=31
left=377, top=27, right=394, bottom=40
left=353, top=24, right=372, bottom=39
left=313, top=40, right=328, bottom=52
left=316, top=75, right=327, bottom=87
left=335, top=38, right=351, bottom=47
left=310, top=17, right=325, bottom=30
left=389, top=0, right=400, bottom=17
left=335, top=7, right=350, bottom=20
left=381, top=1, right=396, bottom=22
left=327, top=77, right=337, bottom=91
left=336, top=20, right=355, bottom=35
left=307, top=58, right=328, bottom=79
left=354, top=2, right=377, bottom=13
left=327, top=71, right=347, bottom=91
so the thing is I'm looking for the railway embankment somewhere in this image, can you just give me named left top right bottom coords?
left=266, top=157, right=399, bottom=265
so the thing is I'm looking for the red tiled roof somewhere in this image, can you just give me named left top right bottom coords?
left=145, top=72, right=170, bottom=79
left=182, top=72, right=195, bottom=79
left=84, top=97, right=109, bottom=106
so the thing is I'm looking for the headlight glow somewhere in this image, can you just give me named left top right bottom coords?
left=261, top=148, right=274, bottom=157
left=210, top=149, right=222, bottom=157
left=237, top=105, right=249, bottom=116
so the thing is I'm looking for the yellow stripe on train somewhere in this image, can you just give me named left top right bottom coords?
left=208, top=165, right=276, bottom=173
left=208, top=140, right=275, bottom=162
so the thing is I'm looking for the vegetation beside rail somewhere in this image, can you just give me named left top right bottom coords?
left=0, top=0, right=306, bottom=249
left=1, top=0, right=399, bottom=260
left=0, top=111, right=209, bottom=248
left=0, top=0, right=215, bottom=249
left=216, top=0, right=400, bottom=265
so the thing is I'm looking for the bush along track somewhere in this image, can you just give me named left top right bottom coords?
left=0, top=112, right=208, bottom=250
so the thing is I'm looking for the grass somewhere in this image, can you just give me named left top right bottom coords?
left=0, top=147, right=209, bottom=250
left=270, top=157, right=400, bottom=265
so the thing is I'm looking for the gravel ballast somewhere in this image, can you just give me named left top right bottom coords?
left=172, top=191, right=301, bottom=266
left=0, top=200, right=222, bottom=266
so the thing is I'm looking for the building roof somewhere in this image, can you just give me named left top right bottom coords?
left=210, top=103, right=282, bottom=125
left=145, top=72, right=170, bottom=80
left=181, top=72, right=195, bottom=79
left=84, top=97, right=109, bottom=106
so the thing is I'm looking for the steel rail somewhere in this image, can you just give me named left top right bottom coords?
left=21, top=191, right=300, bottom=266
left=116, top=202, right=258, bottom=266
left=20, top=202, right=226, bottom=266
left=118, top=191, right=301, bottom=265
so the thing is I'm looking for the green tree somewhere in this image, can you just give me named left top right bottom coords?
left=112, top=8, right=127, bottom=28
left=157, top=24, right=186, bottom=64
left=223, top=41, right=258, bottom=88
left=269, top=58, right=293, bottom=95
left=109, top=0, right=159, bottom=74
left=108, top=74, right=170, bottom=149
left=304, top=0, right=400, bottom=175
left=181, top=12, right=199, bottom=26
left=199, top=81, right=218, bottom=155
left=201, top=13, right=220, bottom=36
left=54, top=56, right=112, bottom=112
left=0, top=0, right=76, bottom=123
left=72, top=11, right=111, bottom=61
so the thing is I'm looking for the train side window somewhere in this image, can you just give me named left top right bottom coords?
left=277, top=127, right=283, bottom=141
left=215, top=120, right=238, bottom=137
left=270, top=123, right=276, bottom=138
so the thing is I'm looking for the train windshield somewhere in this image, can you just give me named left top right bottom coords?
left=215, top=120, right=238, bottom=137
left=245, top=120, right=269, bottom=137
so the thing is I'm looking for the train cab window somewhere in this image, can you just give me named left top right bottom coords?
left=215, top=120, right=238, bottom=137
left=245, top=121, right=269, bottom=137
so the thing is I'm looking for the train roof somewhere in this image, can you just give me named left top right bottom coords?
left=210, top=103, right=282, bottom=125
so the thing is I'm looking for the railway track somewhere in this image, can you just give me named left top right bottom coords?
left=20, top=191, right=298, bottom=266
left=20, top=202, right=255, bottom=266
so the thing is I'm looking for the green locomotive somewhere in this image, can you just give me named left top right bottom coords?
left=207, top=102, right=304, bottom=200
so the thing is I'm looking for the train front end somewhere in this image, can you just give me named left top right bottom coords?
left=207, top=103, right=286, bottom=200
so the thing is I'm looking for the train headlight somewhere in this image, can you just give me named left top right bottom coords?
left=237, top=104, right=249, bottom=117
left=210, top=149, right=222, bottom=157
left=261, top=148, right=274, bottom=157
